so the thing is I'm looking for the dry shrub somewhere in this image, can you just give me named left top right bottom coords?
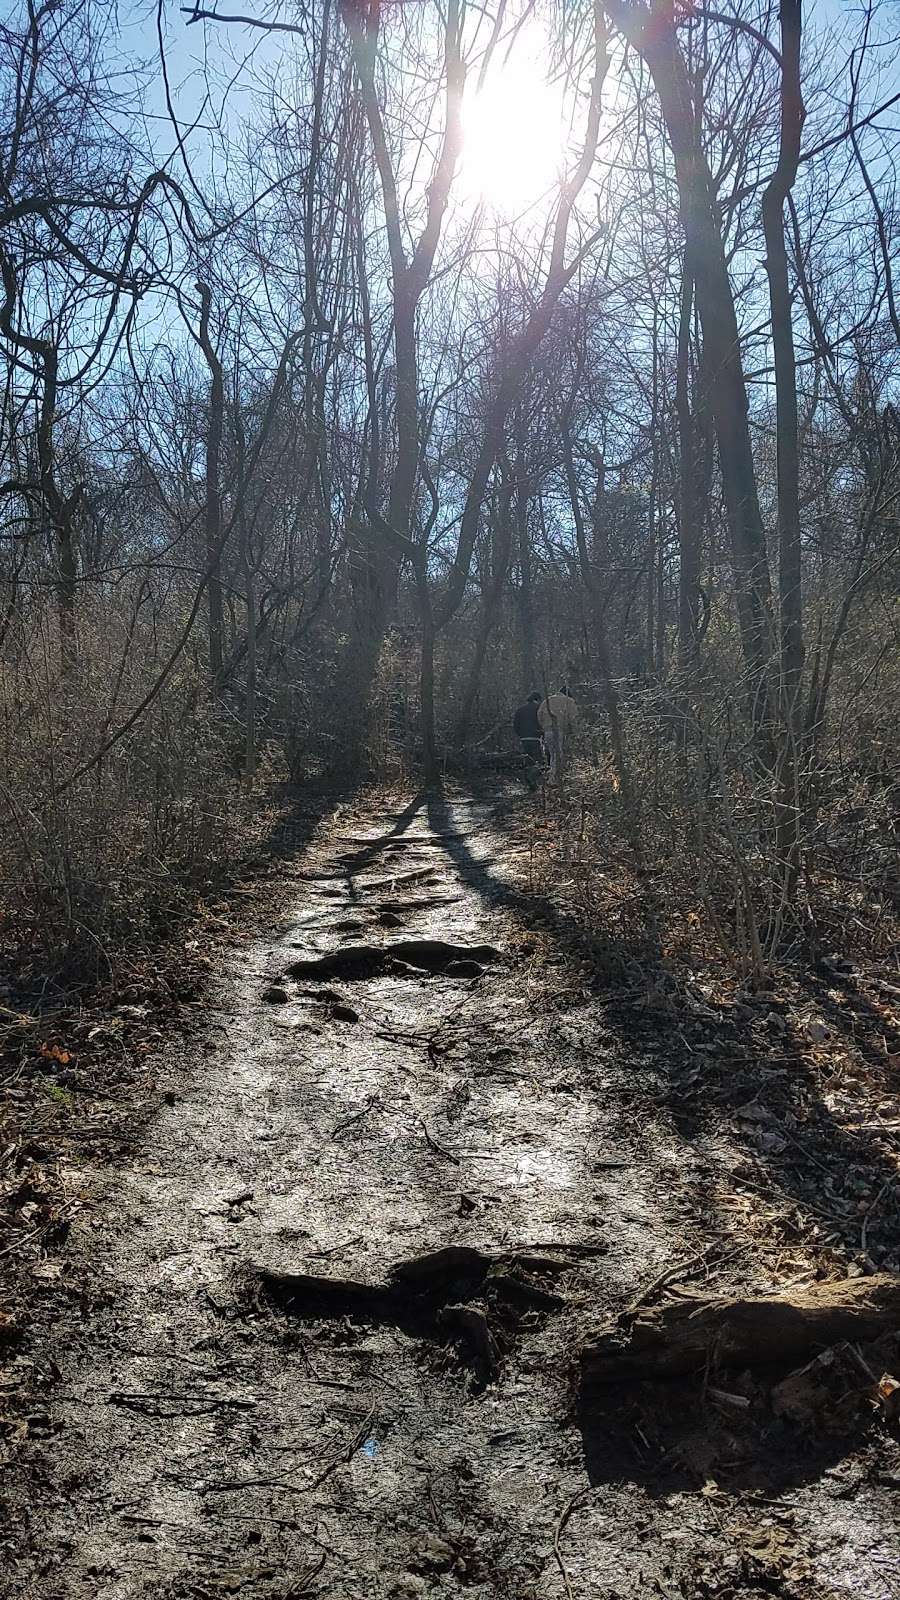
left=0, top=604, right=250, bottom=982
left=528, top=663, right=899, bottom=985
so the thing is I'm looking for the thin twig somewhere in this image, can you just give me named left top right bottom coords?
left=861, top=1176, right=895, bottom=1255
left=552, top=1488, right=594, bottom=1600
left=626, top=1247, right=714, bottom=1316
left=329, top=1095, right=378, bottom=1140
left=419, top=1118, right=461, bottom=1166
left=307, top=1404, right=377, bottom=1491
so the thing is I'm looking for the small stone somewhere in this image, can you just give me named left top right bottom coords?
left=752, top=1130, right=788, bottom=1156
left=877, top=1374, right=900, bottom=1422
left=416, top=1534, right=455, bottom=1569
left=262, top=985, right=290, bottom=1004
left=330, top=1002, right=359, bottom=1024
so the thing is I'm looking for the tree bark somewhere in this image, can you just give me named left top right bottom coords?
left=581, top=1274, right=900, bottom=1382
left=0, top=251, right=77, bottom=671
left=436, top=9, right=609, bottom=633
left=342, top=0, right=464, bottom=772
left=457, top=476, right=515, bottom=741
left=244, top=556, right=257, bottom=782
left=761, top=0, right=805, bottom=894
left=561, top=416, right=643, bottom=864
left=517, top=483, right=539, bottom=691
left=415, top=565, right=438, bottom=783
left=675, top=255, right=701, bottom=672
left=604, top=2, right=774, bottom=703
left=195, top=280, right=225, bottom=689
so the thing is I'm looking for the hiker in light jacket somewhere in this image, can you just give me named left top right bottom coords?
left=539, top=684, right=578, bottom=780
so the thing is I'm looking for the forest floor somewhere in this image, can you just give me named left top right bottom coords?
left=2, top=782, right=900, bottom=1600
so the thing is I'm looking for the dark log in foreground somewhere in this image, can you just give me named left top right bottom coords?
left=580, top=1275, right=900, bottom=1383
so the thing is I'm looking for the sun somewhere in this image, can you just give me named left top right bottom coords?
left=460, top=53, right=565, bottom=214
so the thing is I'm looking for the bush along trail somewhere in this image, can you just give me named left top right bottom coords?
left=3, top=788, right=900, bottom=1600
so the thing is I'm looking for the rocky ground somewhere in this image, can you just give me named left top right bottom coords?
left=2, top=785, right=899, bottom=1599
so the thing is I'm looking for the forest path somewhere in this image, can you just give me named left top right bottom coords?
left=9, top=789, right=898, bottom=1600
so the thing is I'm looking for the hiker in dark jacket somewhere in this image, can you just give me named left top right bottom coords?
left=513, top=692, right=544, bottom=787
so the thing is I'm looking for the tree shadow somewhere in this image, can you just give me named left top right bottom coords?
left=424, top=788, right=657, bottom=973
left=257, top=778, right=364, bottom=865
left=330, top=792, right=428, bottom=875
left=425, top=785, right=900, bottom=1275
left=655, top=983, right=900, bottom=1271
left=577, top=1372, right=884, bottom=1495
left=419, top=781, right=900, bottom=1499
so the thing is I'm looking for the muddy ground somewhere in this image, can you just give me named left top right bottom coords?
left=2, top=787, right=899, bottom=1599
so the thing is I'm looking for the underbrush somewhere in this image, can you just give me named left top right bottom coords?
left=508, top=719, right=900, bottom=1283
left=0, top=648, right=288, bottom=995
left=521, top=692, right=900, bottom=992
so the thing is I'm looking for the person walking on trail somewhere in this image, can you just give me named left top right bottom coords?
left=513, top=691, right=544, bottom=789
left=539, top=684, right=578, bottom=781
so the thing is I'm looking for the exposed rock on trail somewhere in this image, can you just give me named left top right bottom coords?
left=286, top=937, right=504, bottom=980
left=255, top=1241, right=574, bottom=1385
left=4, top=790, right=900, bottom=1600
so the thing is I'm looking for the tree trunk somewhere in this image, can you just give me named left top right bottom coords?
left=516, top=478, right=538, bottom=690
left=0, top=256, right=78, bottom=673
left=430, top=4, right=610, bottom=648
left=342, top=0, right=464, bottom=766
left=675, top=257, right=701, bottom=672
left=761, top=0, right=805, bottom=896
left=604, top=2, right=774, bottom=703
left=196, top=281, right=225, bottom=690
left=457, top=479, right=515, bottom=740
left=645, top=308, right=660, bottom=672
left=56, top=504, right=77, bottom=676
left=244, top=557, right=257, bottom=783
left=417, top=574, right=438, bottom=785
left=561, top=417, right=644, bottom=866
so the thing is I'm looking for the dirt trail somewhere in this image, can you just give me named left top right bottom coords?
left=8, top=792, right=899, bottom=1600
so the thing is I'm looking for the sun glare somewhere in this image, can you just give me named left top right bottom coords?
left=460, top=54, right=566, bottom=214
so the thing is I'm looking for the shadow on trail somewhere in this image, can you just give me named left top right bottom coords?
left=656, top=983, right=900, bottom=1270
left=422, top=782, right=900, bottom=1496
left=257, top=778, right=360, bottom=865
left=577, top=1374, right=877, bottom=1496
left=429, top=784, right=900, bottom=1272
left=332, top=792, right=427, bottom=876
left=425, top=789, right=656, bottom=975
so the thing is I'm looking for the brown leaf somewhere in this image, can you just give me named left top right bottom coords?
left=39, top=1043, right=71, bottom=1065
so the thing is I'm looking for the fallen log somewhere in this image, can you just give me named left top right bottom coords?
left=580, top=1275, right=900, bottom=1384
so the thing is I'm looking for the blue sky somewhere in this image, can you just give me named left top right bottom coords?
left=131, top=0, right=900, bottom=167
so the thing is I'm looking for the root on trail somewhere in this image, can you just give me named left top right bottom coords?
left=438, top=1303, right=501, bottom=1383
left=257, top=1242, right=565, bottom=1307
left=296, top=866, right=440, bottom=887
left=253, top=1241, right=574, bottom=1381
left=337, top=834, right=472, bottom=847
left=376, top=895, right=464, bottom=913
left=286, top=939, right=504, bottom=981
left=353, top=866, right=440, bottom=890
left=580, top=1274, right=900, bottom=1383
